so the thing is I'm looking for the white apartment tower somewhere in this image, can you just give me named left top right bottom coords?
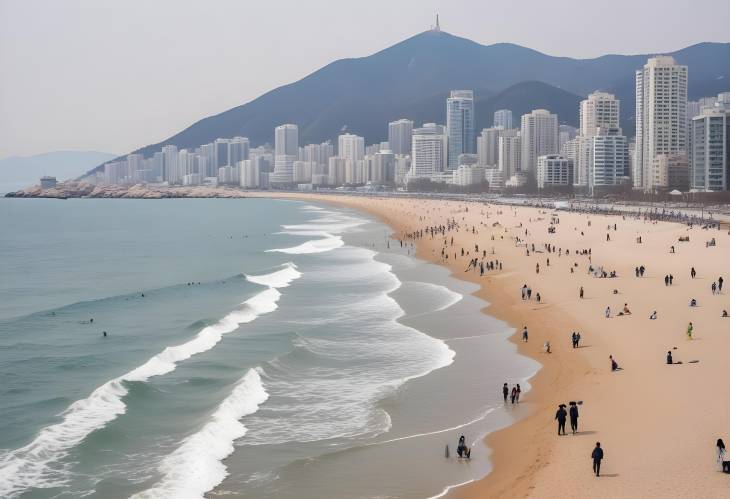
left=338, top=133, right=365, bottom=163
left=634, top=56, right=688, bottom=191
left=498, top=131, right=521, bottom=179
left=477, top=128, right=501, bottom=167
left=271, top=124, right=299, bottom=184
left=580, top=92, right=620, bottom=137
left=388, top=119, right=414, bottom=156
left=494, top=109, right=513, bottom=129
left=410, top=123, right=447, bottom=179
left=520, top=109, right=559, bottom=176
left=446, top=90, right=475, bottom=169
left=691, top=108, right=729, bottom=191
left=537, top=154, right=573, bottom=189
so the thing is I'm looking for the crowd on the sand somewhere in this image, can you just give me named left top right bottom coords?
left=393, top=200, right=730, bottom=478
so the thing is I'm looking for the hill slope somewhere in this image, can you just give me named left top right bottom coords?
left=87, top=31, right=730, bottom=175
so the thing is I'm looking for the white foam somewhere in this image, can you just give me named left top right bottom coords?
left=0, top=264, right=300, bottom=498
left=130, top=369, right=268, bottom=499
left=266, top=233, right=344, bottom=254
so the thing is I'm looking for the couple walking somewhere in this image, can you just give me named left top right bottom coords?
left=502, top=382, right=521, bottom=404
left=555, top=401, right=580, bottom=435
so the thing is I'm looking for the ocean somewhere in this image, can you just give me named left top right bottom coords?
left=0, top=197, right=538, bottom=499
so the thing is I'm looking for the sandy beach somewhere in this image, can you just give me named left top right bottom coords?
left=253, top=192, right=730, bottom=498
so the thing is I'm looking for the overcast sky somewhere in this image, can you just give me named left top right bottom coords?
left=1, top=0, right=729, bottom=158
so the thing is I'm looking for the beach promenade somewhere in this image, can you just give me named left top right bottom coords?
left=258, top=192, right=730, bottom=498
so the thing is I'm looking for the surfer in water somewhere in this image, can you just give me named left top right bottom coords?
left=456, top=435, right=471, bottom=458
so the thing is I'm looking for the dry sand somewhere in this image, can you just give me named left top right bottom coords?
left=252, top=192, right=730, bottom=498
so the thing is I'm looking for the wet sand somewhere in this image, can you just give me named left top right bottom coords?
left=250, top=192, right=730, bottom=498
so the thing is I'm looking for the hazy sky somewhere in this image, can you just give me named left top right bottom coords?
left=1, top=0, right=729, bottom=158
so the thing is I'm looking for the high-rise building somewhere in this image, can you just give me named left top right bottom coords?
left=562, top=136, right=592, bottom=187
left=477, top=128, right=501, bottom=167
left=494, top=109, right=513, bottom=129
left=446, top=90, right=475, bottom=169
left=372, top=150, right=395, bottom=184
left=410, top=123, right=447, bottom=179
left=589, top=128, right=630, bottom=194
left=271, top=124, right=298, bottom=184
left=537, top=154, right=573, bottom=188
left=229, top=137, right=250, bottom=166
left=214, top=138, right=230, bottom=168
left=126, top=153, right=143, bottom=181
left=580, top=92, right=620, bottom=137
left=388, top=119, right=413, bottom=155
left=690, top=108, right=729, bottom=191
left=520, top=109, right=559, bottom=176
left=649, top=153, right=689, bottom=191
left=328, top=157, right=346, bottom=186
left=162, top=145, right=179, bottom=183
left=338, top=133, right=365, bottom=163
left=634, top=56, right=688, bottom=191
left=394, top=155, right=411, bottom=186
left=498, top=131, right=521, bottom=179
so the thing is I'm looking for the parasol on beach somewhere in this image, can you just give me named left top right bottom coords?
left=669, top=189, right=682, bottom=196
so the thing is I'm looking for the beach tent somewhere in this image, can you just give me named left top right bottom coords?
left=669, top=189, right=682, bottom=196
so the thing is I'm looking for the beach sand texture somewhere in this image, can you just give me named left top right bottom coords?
left=254, top=193, right=730, bottom=499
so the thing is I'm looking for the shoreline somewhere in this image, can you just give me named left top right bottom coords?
left=251, top=192, right=730, bottom=498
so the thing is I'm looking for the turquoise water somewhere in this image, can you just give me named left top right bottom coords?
left=0, top=198, right=538, bottom=499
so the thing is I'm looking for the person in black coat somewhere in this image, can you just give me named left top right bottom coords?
left=555, top=404, right=567, bottom=435
left=569, top=402, right=579, bottom=434
left=502, top=383, right=509, bottom=402
left=592, top=442, right=604, bottom=476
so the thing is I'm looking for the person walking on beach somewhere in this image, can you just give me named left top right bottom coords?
left=605, top=306, right=611, bottom=318
left=503, top=383, right=509, bottom=403
left=667, top=351, right=673, bottom=364
left=579, top=286, right=584, bottom=299
left=691, top=267, right=696, bottom=279
left=516, top=384, right=521, bottom=403
left=572, top=332, right=578, bottom=348
left=719, top=276, right=724, bottom=293
left=687, top=322, right=693, bottom=340
left=511, top=386, right=517, bottom=404
left=569, top=402, right=579, bottom=434
left=718, top=439, right=726, bottom=471
left=592, top=442, right=604, bottom=476
left=555, top=404, right=568, bottom=435
left=522, top=326, right=529, bottom=342
left=712, top=282, right=717, bottom=295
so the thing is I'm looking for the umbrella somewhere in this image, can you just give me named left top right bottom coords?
left=669, top=189, right=682, bottom=196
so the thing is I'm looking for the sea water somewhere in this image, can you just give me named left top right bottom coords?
left=0, top=198, right=538, bottom=499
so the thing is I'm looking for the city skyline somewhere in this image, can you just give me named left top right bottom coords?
left=2, top=0, right=730, bottom=158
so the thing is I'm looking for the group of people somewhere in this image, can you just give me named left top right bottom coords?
left=502, top=382, right=522, bottom=404
left=554, top=401, right=580, bottom=435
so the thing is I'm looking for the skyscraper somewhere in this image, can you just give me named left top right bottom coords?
left=446, top=90, right=475, bottom=169
left=580, top=92, right=620, bottom=137
left=589, top=128, right=630, bottom=195
left=388, top=119, right=413, bottom=155
left=498, top=131, right=521, bottom=179
left=271, top=124, right=298, bottom=184
left=338, top=133, right=365, bottom=163
left=493, top=109, right=513, bottom=129
left=477, top=128, right=501, bottom=167
left=520, top=109, right=559, bottom=176
left=690, top=108, right=729, bottom=191
left=634, top=56, right=688, bottom=191
left=410, top=123, right=447, bottom=179
left=214, top=138, right=230, bottom=168
left=162, top=145, right=179, bottom=183
left=229, top=137, right=250, bottom=166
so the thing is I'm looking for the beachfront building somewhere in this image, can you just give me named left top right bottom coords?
left=229, top=137, right=250, bottom=166
left=408, top=123, right=447, bottom=180
left=494, top=109, right=513, bottom=129
left=484, top=168, right=504, bottom=191
left=338, top=133, right=365, bottom=164
left=394, top=155, right=411, bottom=186
left=477, top=127, right=501, bottom=167
left=580, top=92, right=620, bottom=137
left=388, top=119, right=413, bottom=156
left=589, top=128, right=630, bottom=194
left=498, top=131, right=521, bottom=179
left=271, top=124, right=299, bottom=185
left=452, top=164, right=486, bottom=187
left=520, top=109, right=559, bottom=178
left=648, top=153, right=690, bottom=192
left=293, top=161, right=314, bottom=184
left=690, top=107, right=730, bottom=191
left=446, top=90, right=475, bottom=169
left=562, top=135, right=591, bottom=188
left=634, top=56, right=688, bottom=191
left=240, top=159, right=260, bottom=188
left=372, top=150, right=395, bottom=184
left=162, top=145, right=179, bottom=184
left=537, top=154, right=573, bottom=189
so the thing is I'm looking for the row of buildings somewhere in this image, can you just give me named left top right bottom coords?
left=98, top=56, right=730, bottom=194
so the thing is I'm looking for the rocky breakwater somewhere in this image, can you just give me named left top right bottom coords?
left=5, top=182, right=250, bottom=199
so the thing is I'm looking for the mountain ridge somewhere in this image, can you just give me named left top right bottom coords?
left=84, top=31, right=730, bottom=177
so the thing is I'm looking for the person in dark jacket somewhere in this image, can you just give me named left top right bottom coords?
left=592, top=442, right=604, bottom=476
left=555, top=404, right=567, bottom=435
left=502, top=383, right=509, bottom=403
left=569, top=402, right=579, bottom=434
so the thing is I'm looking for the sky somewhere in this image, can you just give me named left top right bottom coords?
left=1, top=0, right=729, bottom=159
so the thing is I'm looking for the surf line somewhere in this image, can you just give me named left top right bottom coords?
left=0, top=263, right=301, bottom=498
left=365, top=407, right=496, bottom=447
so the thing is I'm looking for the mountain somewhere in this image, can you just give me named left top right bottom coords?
left=86, top=31, right=730, bottom=176
left=1, top=151, right=117, bottom=193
